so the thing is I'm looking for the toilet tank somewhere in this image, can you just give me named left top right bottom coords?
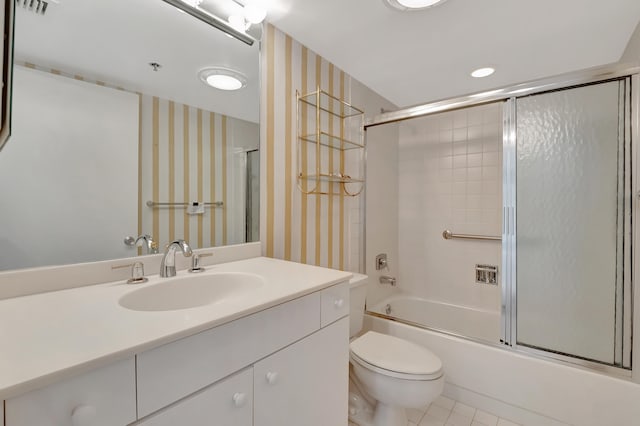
left=349, top=273, right=369, bottom=338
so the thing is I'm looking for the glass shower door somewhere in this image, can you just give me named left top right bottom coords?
left=512, top=79, right=632, bottom=367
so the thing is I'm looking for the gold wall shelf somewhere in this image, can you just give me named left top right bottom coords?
left=297, top=88, right=365, bottom=196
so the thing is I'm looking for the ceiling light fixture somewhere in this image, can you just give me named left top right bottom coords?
left=471, top=67, right=495, bottom=78
left=384, top=0, right=449, bottom=11
left=243, top=3, right=267, bottom=24
left=199, top=68, right=247, bottom=91
left=227, top=2, right=268, bottom=34
left=178, top=0, right=203, bottom=7
left=160, top=0, right=256, bottom=45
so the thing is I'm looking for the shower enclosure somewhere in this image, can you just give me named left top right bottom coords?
left=364, top=64, right=638, bottom=373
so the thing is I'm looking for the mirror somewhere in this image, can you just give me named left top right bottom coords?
left=0, top=0, right=260, bottom=271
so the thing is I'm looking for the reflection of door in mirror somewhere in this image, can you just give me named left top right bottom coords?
left=246, top=150, right=260, bottom=243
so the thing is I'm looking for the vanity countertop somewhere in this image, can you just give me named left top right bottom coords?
left=0, top=256, right=352, bottom=399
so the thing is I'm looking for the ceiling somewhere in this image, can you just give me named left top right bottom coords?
left=268, top=0, right=640, bottom=108
left=14, top=0, right=260, bottom=123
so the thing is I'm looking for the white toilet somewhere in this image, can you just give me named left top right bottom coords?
left=349, top=274, right=444, bottom=426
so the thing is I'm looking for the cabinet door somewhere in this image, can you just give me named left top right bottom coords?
left=5, top=358, right=136, bottom=426
left=135, top=368, right=252, bottom=426
left=254, top=317, right=349, bottom=426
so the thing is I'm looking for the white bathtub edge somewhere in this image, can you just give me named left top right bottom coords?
left=365, top=314, right=640, bottom=426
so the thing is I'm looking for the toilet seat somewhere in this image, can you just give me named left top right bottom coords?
left=350, top=331, right=443, bottom=381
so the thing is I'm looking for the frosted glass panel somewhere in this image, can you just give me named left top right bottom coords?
left=516, top=81, right=625, bottom=364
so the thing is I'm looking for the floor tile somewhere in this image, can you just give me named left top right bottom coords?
left=473, top=410, right=498, bottom=426
left=446, top=411, right=473, bottom=426
left=407, top=407, right=427, bottom=423
left=433, top=395, right=456, bottom=410
left=420, top=414, right=447, bottom=426
left=426, top=404, right=452, bottom=421
left=497, top=419, right=521, bottom=426
left=453, top=402, right=476, bottom=419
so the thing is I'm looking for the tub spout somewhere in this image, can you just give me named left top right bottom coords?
left=379, top=275, right=396, bottom=286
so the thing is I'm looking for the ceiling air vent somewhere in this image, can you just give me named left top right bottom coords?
left=16, top=0, right=55, bottom=16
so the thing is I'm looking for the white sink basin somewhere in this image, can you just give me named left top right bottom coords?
left=119, top=272, right=265, bottom=311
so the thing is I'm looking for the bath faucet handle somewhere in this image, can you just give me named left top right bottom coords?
left=188, top=253, right=213, bottom=273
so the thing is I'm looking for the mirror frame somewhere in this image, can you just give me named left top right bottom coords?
left=0, top=0, right=14, bottom=151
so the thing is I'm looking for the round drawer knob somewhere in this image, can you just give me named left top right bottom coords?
left=334, top=298, right=345, bottom=308
left=233, top=392, right=247, bottom=407
left=266, top=371, right=279, bottom=385
left=71, top=404, right=96, bottom=426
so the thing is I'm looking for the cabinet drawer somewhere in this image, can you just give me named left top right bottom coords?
left=137, top=292, right=321, bottom=417
left=321, top=281, right=350, bottom=328
left=135, top=367, right=253, bottom=426
left=5, top=358, right=136, bottom=426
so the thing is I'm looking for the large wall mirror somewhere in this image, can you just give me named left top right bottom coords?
left=0, top=0, right=260, bottom=271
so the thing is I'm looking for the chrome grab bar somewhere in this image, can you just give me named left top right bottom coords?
left=146, top=201, right=224, bottom=208
left=442, top=229, right=501, bottom=241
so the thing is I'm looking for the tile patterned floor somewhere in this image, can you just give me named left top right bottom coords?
left=349, top=395, right=521, bottom=426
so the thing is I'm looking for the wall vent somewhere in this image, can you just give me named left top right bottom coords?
left=16, top=0, right=55, bottom=16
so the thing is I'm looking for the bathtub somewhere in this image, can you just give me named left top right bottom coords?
left=363, top=306, right=640, bottom=426
left=367, top=294, right=501, bottom=344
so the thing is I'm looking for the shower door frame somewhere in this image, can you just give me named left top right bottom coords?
left=364, top=62, right=640, bottom=379
left=502, top=78, right=635, bottom=376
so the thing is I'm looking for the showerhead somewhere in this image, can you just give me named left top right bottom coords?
left=16, top=0, right=57, bottom=16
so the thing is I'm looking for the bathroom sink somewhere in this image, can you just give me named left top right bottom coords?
left=119, top=272, right=265, bottom=311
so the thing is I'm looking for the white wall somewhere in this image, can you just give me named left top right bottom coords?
left=620, top=20, right=640, bottom=62
left=0, top=66, right=138, bottom=270
left=351, top=79, right=397, bottom=275
left=364, top=122, right=400, bottom=306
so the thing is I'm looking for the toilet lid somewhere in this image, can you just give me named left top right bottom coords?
left=350, top=331, right=442, bottom=378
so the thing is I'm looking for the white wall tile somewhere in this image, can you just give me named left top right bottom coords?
left=395, top=102, right=503, bottom=336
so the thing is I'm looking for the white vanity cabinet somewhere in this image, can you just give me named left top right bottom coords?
left=254, top=317, right=349, bottom=426
left=136, top=281, right=351, bottom=425
left=1, top=279, right=350, bottom=426
left=4, top=358, right=136, bottom=426
left=135, top=291, right=323, bottom=417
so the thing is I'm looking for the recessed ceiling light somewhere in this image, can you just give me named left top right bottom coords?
left=471, top=67, right=495, bottom=78
left=199, top=68, right=247, bottom=91
left=384, top=0, right=449, bottom=11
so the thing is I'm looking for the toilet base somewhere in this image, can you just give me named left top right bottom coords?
left=373, top=402, right=407, bottom=426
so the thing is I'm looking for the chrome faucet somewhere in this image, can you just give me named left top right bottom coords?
left=135, top=234, right=159, bottom=254
left=160, top=239, right=193, bottom=277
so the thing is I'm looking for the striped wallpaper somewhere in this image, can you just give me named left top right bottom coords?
left=139, top=96, right=259, bottom=251
left=262, top=24, right=363, bottom=272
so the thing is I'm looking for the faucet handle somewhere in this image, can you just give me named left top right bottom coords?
left=188, top=253, right=213, bottom=273
left=112, top=261, right=148, bottom=284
